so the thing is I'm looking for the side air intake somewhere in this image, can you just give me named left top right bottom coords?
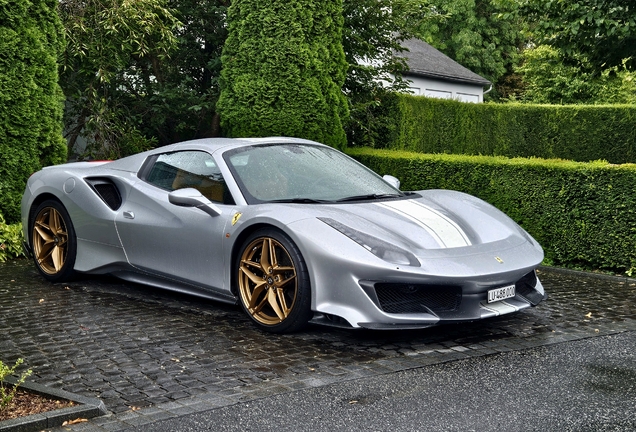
left=86, top=178, right=122, bottom=210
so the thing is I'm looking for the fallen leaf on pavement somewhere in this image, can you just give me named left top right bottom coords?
left=62, top=418, right=88, bottom=425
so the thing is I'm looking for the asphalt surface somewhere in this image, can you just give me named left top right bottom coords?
left=1, top=259, right=635, bottom=431
left=131, top=332, right=636, bottom=432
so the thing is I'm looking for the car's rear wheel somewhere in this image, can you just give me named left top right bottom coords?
left=30, top=200, right=77, bottom=282
left=237, top=229, right=311, bottom=333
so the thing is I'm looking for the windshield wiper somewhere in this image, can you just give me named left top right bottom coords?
left=335, top=193, right=403, bottom=203
left=266, top=198, right=333, bottom=204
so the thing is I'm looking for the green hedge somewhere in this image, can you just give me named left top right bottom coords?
left=371, top=95, right=636, bottom=164
left=0, top=0, right=67, bottom=223
left=348, top=147, right=636, bottom=275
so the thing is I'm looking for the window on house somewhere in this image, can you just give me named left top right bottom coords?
left=424, top=89, right=452, bottom=99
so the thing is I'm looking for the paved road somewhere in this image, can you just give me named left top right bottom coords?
left=131, top=332, right=636, bottom=432
left=0, top=259, right=635, bottom=431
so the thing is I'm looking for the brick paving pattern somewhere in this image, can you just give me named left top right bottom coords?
left=1, top=259, right=635, bottom=431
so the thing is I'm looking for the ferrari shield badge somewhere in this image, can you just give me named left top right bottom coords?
left=232, top=212, right=242, bottom=226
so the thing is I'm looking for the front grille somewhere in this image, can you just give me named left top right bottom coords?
left=86, top=179, right=122, bottom=210
left=374, top=283, right=462, bottom=314
left=515, top=271, right=543, bottom=305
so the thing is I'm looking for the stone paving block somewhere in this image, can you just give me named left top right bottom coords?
left=164, top=405, right=198, bottom=416
left=138, top=410, right=176, bottom=422
left=2, top=262, right=636, bottom=430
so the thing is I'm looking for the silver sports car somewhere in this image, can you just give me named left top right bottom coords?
left=22, top=137, right=546, bottom=333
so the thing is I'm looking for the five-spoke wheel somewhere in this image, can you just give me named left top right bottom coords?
left=30, top=200, right=77, bottom=282
left=237, top=229, right=311, bottom=333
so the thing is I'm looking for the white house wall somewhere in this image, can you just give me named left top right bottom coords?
left=404, top=75, right=484, bottom=103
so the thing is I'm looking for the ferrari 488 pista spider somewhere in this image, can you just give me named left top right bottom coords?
left=22, top=137, right=546, bottom=332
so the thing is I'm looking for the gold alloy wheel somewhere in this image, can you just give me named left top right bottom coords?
left=32, top=206, right=69, bottom=275
left=238, top=236, right=298, bottom=325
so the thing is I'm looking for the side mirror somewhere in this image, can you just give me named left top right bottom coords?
left=382, top=175, right=400, bottom=190
left=169, top=188, right=222, bottom=217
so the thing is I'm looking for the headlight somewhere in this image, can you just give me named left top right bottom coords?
left=318, top=217, right=420, bottom=267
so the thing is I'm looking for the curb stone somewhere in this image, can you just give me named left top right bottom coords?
left=538, top=264, right=635, bottom=282
left=0, top=377, right=107, bottom=432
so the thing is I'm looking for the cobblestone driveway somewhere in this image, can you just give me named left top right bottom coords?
left=1, top=259, right=635, bottom=430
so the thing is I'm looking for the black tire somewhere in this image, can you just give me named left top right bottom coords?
left=236, top=228, right=311, bottom=333
left=30, top=200, right=77, bottom=282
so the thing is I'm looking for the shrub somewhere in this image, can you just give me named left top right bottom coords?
left=348, top=147, right=636, bottom=275
left=0, top=215, right=24, bottom=262
left=0, top=358, right=32, bottom=411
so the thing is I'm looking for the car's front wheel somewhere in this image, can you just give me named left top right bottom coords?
left=237, top=229, right=311, bottom=333
left=30, top=200, right=77, bottom=282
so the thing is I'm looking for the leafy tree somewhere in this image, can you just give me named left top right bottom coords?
left=0, top=0, right=66, bottom=223
left=342, top=0, right=440, bottom=146
left=523, top=0, right=636, bottom=73
left=59, top=0, right=180, bottom=159
left=415, top=0, right=526, bottom=98
left=217, top=0, right=349, bottom=148
left=517, top=45, right=636, bottom=105
left=123, top=0, right=230, bottom=146
left=342, top=0, right=437, bottom=96
left=61, top=0, right=232, bottom=158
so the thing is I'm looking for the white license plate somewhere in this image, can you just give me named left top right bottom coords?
left=487, top=285, right=516, bottom=303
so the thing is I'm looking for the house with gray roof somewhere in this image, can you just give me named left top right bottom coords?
left=400, top=38, right=492, bottom=103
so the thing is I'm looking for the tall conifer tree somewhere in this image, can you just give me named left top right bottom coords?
left=0, top=0, right=66, bottom=222
left=217, top=0, right=348, bottom=148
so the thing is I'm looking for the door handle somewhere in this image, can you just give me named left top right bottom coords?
left=123, top=211, right=135, bottom=219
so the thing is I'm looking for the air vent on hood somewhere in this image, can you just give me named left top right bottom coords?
left=86, top=178, right=122, bottom=210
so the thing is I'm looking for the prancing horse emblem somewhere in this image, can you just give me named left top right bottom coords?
left=232, top=212, right=242, bottom=226
left=495, top=256, right=504, bottom=264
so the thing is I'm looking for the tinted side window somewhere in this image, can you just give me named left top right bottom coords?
left=145, top=151, right=235, bottom=204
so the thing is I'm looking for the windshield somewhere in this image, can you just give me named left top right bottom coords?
left=223, top=143, right=402, bottom=204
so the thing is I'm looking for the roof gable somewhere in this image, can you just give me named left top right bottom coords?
left=401, top=38, right=491, bottom=86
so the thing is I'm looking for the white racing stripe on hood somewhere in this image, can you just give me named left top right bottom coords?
left=377, top=200, right=471, bottom=248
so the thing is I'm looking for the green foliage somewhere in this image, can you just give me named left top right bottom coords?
left=59, top=0, right=181, bottom=158
left=342, top=0, right=436, bottom=97
left=218, top=0, right=349, bottom=148
left=0, top=0, right=67, bottom=223
left=124, top=0, right=230, bottom=146
left=348, top=148, right=636, bottom=274
left=517, top=45, right=636, bottom=104
left=0, top=215, right=24, bottom=262
left=342, top=0, right=439, bottom=146
left=522, top=0, right=636, bottom=74
left=346, top=91, right=403, bottom=148
left=0, top=358, right=32, bottom=411
left=369, top=94, right=636, bottom=164
left=414, top=0, right=525, bottom=98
